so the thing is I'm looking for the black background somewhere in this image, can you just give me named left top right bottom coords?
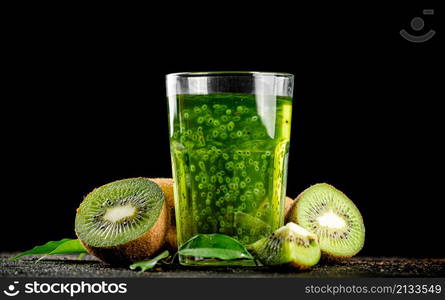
left=2, top=4, right=443, bottom=257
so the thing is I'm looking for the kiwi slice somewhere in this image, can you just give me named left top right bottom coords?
left=75, top=178, right=169, bottom=265
left=288, top=183, right=365, bottom=258
left=233, top=211, right=272, bottom=245
left=249, top=222, right=321, bottom=269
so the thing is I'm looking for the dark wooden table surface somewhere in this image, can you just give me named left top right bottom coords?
left=1, top=253, right=444, bottom=278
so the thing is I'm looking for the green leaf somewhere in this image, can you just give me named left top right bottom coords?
left=129, top=250, right=170, bottom=273
left=11, top=238, right=72, bottom=260
left=11, top=239, right=87, bottom=260
left=178, top=234, right=254, bottom=260
left=49, top=239, right=87, bottom=255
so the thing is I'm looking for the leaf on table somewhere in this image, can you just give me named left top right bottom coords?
left=178, top=234, right=254, bottom=260
left=11, top=238, right=87, bottom=260
left=129, top=250, right=170, bottom=273
left=49, top=239, right=87, bottom=255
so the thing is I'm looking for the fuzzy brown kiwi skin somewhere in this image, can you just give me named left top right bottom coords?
left=150, top=178, right=177, bottom=250
left=150, top=178, right=175, bottom=209
left=287, top=183, right=365, bottom=259
left=286, top=189, right=305, bottom=224
left=78, top=199, right=169, bottom=266
left=284, top=196, right=295, bottom=222
left=165, top=225, right=178, bottom=250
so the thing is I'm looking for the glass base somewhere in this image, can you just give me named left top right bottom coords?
left=179, top=255, right=257, bottom=267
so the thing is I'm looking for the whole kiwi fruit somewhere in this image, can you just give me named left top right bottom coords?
left=150, top=178, right=177, bottom=250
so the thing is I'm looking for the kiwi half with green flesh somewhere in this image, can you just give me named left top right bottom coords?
left=150, top=178, right=177, bottom=250
left=288, top=183, right=365, bottom=258
left=249, top=222, right=321, bottom=269
left=75, top=178, right=169, bottom=265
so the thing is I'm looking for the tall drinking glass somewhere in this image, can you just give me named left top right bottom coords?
left=166, top=72, right=294, bottom=266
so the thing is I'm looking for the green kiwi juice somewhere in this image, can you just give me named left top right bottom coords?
left=169, top=93, right=292, bottom=265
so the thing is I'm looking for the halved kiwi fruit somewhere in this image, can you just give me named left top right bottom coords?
left=75, top=178, right=169, bottom=265
left=288, top=183, right=365, bottom=258
left=249, top=222, right=321, bottom=269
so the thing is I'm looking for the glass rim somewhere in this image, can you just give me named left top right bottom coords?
left=166, top=71, right=294, bottom=79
